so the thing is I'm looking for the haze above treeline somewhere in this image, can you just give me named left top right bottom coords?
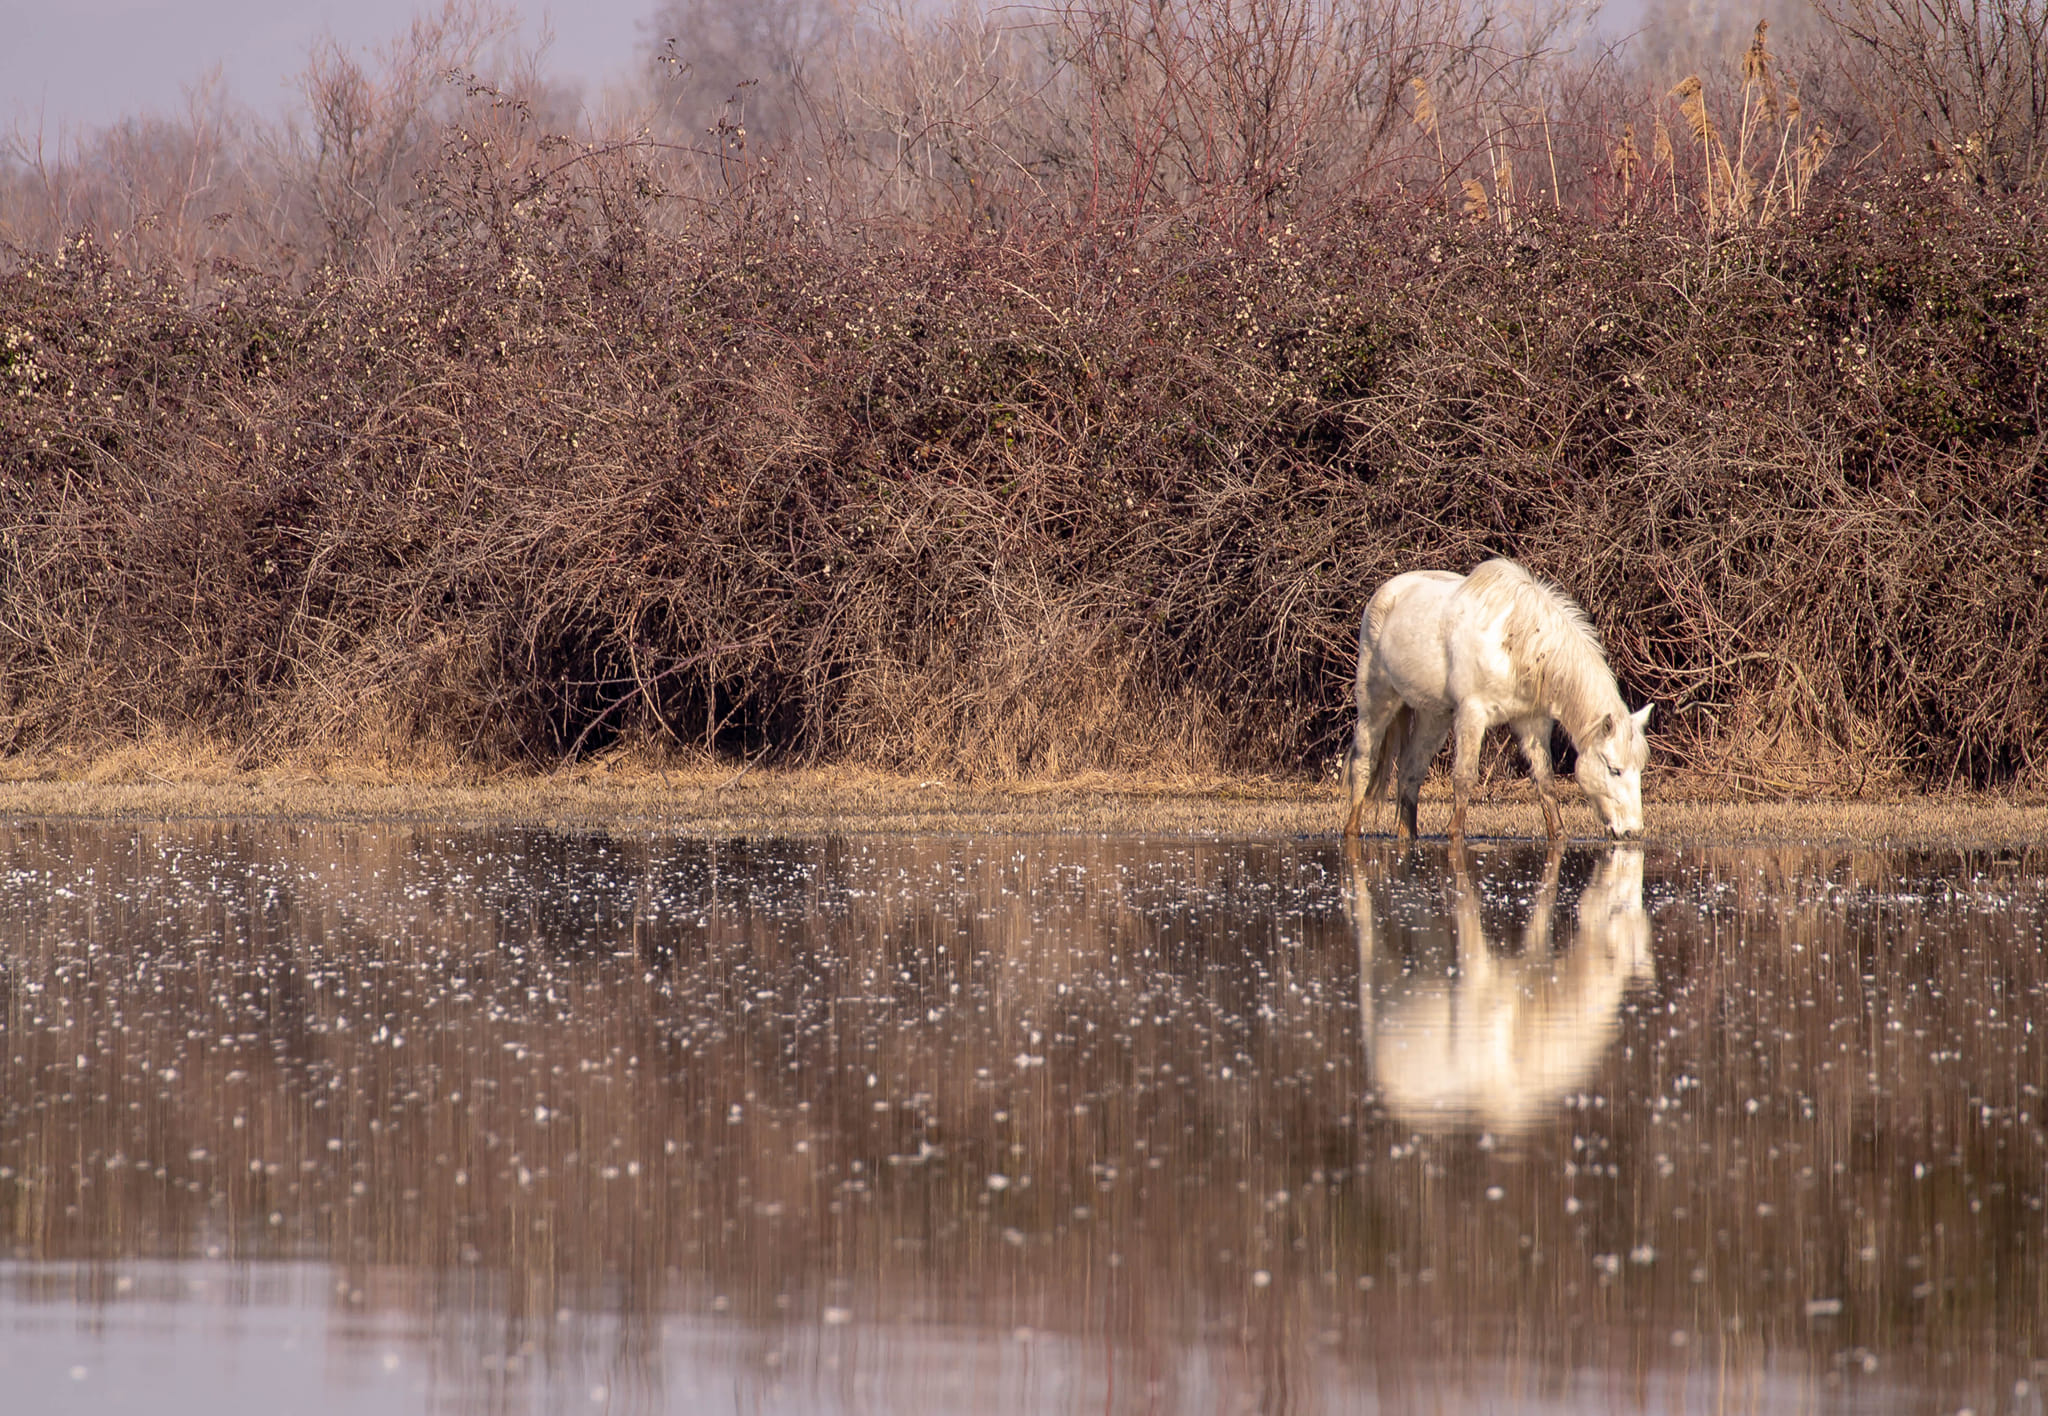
left=7, top=0, right=2038, bottom=271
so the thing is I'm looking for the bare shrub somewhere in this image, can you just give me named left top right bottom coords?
left=798, top=0, right=1060, bottom=232
left=4, top=117, right=2046, bottom=786
left=645, top=0, right=848, bottom=150
left=3, top=3, right=2046, bottom=789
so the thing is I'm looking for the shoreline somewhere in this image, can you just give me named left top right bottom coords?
left=4, top=758, right=2046, bottom=847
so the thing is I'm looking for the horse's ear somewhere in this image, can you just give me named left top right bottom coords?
left=1631, top=703, right=1653, bottom=732
left=1588, top=713, right=1614, bottom=743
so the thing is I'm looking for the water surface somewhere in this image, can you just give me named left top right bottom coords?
left=2, top=824, right=2044, bottom=1413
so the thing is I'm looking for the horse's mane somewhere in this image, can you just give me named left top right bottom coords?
left=1459, top=559, right=1619, bottom=725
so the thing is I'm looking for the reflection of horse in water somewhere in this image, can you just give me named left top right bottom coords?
left=1349, top=843, right=1652, bottom=1135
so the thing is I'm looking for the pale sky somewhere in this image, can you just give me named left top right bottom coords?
left=0, top=0, right=654, bottom=140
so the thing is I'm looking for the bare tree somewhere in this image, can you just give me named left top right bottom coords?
left=1814, top=0, right=2048, bottom=186
left=1030, top=0, right=1582, bottom=227
left=1, top=71, right=250, bottom=280
left=793, top=0, right=1591, bottom=233
left=644, top=0, right=850, bottom=150
left=275, top=0, right=524, bottom=270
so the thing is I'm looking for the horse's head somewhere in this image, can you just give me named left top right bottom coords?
left=1575, top=704, right=1652, bottom=838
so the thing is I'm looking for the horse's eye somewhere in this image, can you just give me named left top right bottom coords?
left=1609, top=764, right=1623, bottom=777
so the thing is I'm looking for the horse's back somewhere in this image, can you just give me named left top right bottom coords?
left=1358, top=568, right=1470, bottom=709
left=1360, top=559, right=1557, bottom=712
left=1362, top=568, right=1466, bottom=643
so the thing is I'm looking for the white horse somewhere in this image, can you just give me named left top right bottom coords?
left=1342, top=558, right=1651, bottom=842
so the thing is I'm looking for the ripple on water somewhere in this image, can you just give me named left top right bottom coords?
left=0, top=823, right=2044, bottom=1414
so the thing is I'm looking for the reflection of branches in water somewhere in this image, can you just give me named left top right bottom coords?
left=0, top=824, right=2041, bottom=1414
left=1349, top=842, right=1653, bottom=1135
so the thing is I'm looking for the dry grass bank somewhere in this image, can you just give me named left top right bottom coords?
left=4, top=748, right=2044, bottom=846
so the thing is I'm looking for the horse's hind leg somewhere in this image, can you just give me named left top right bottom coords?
left=1340, top=712, right=1370, bottom=840
left=1513, top=715, right=1566, bottom=842
left=1344, top=683, right=1404, bottom=839
left=1396, top=709, right=1451, bottom=841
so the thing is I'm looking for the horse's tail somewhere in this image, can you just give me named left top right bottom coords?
left=1364, top=704, right=1411, bottom=805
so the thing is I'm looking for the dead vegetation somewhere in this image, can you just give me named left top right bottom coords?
left=2, top=6, right=2046, bottom=792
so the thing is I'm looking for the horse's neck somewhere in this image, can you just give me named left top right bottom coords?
left=1551, top=667, right=1626, bottom=748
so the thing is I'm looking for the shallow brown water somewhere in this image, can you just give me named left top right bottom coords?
left=1, top=824, right=2044, bottom=1414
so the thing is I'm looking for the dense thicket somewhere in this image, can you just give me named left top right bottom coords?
left=3, top=127, right=2044, bottom=785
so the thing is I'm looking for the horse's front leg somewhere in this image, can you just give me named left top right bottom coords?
left=1447, top=704, right=1488, bottom=844
left=1394, top=789, right=1421, bottom=842
left=1513, top=716, right=1565, bottom=842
